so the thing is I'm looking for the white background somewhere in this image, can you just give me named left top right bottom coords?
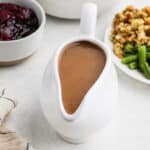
left=1, top=0, right=150, bottom=149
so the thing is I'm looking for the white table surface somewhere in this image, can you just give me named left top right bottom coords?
left=1, top=0, right=150, bottom=150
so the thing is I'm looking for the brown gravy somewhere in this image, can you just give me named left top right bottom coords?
left=59, top=41, right=106, bottom=114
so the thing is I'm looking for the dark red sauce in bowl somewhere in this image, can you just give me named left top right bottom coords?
left=0, top=3, right=39, bottom=41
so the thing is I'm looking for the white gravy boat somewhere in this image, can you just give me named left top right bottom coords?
left=41, top=3, right=118, bottom=144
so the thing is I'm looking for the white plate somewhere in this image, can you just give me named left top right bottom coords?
left=104, top=27, right=150, bottom=85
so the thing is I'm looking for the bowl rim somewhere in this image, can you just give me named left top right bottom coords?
left=0, top=0, right=46, bottom=44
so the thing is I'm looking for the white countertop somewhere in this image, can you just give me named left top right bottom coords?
left=1, top=0, right=150, bottom=150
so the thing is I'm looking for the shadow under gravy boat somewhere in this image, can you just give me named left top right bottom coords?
left=41, top=3, right=118, bottom=144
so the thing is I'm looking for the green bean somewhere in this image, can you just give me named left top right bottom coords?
left=147, top=46, right=150, bottom=52
left=147, top=52, right=150, bottom=59
left=124, top=43, right=134, bottom=53
left=135, top=44, right=140, bottom=51
left=120, top=44, right=150, bottom=79
left=121, top=55, right=138, bottom=64
left=128, top=62, right=137, bottom=70
left=123, top=53, right=131, bottom=57
left=138, top=45, right=147, bottom=72
left=143, top=62, right=150, bottom=79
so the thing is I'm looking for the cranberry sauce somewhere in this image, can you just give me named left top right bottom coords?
left=0, top=3, right=39, bottom=41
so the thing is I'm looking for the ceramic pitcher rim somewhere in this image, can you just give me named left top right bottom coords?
left=54, top=36, right=112, bottom=121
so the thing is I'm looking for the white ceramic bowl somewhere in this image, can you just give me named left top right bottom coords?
left=37, top=0, right=118, bottom=19
left=0, top=0, right=46, bottom=65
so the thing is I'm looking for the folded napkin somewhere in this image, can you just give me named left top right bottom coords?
left=0, top=88, right=16, bottom=126
left=0, top=87, right=34, bottom=150
left=0, top=126, right=30, bottom=150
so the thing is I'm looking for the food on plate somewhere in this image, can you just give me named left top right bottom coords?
left=0, top=3, right=39, bottom=41
left=111, top=6, right=150, bottom=79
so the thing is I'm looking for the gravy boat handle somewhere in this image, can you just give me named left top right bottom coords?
left=80, top=2, right=97, bottom=38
